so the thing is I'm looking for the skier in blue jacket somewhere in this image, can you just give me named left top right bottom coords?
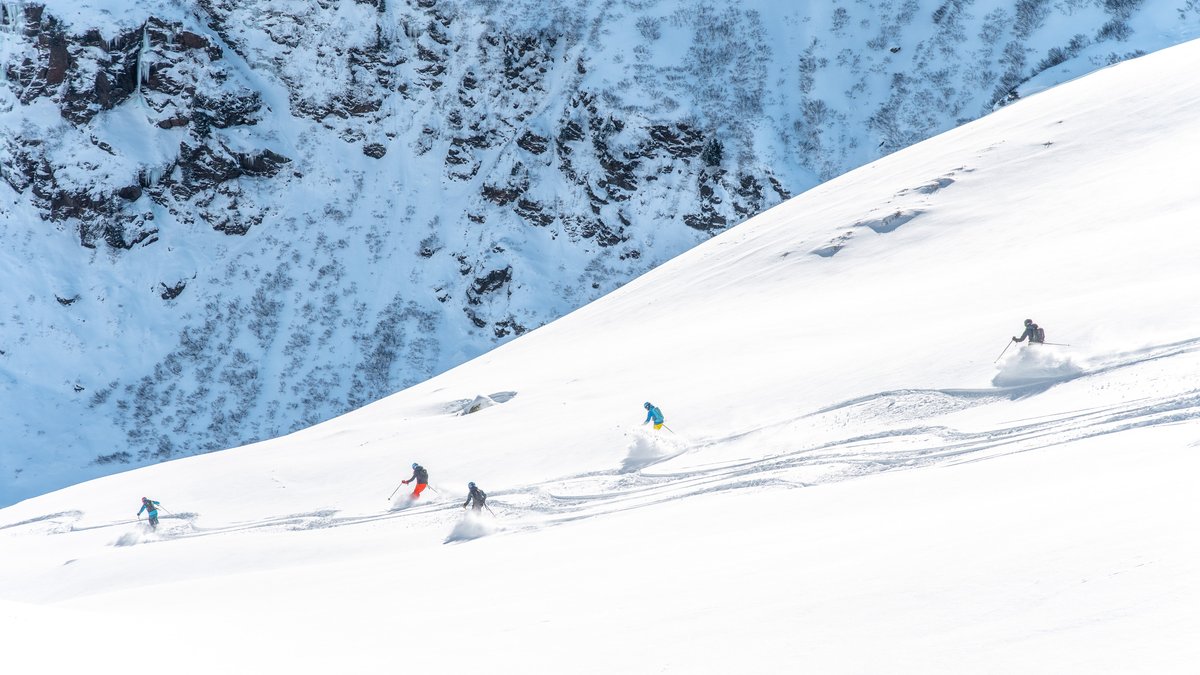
left=137, top=497, right=162, bottom=530
left=643, top=402, right=664, bottom=430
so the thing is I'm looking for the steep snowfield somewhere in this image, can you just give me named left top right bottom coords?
left=4, top=0, right=1200, bottom=502
left=2, top=37, right=1200, bottom=673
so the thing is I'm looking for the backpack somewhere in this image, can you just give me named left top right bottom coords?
left=476, top=488, right=487, bottom=505
left=1036, top=326, right=1045, bottom=342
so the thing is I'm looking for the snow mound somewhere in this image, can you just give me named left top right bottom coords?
left=389, top=495, right=422, bottom=511
left=621, top=430, right=684, bottom=472
left=444, top=511, right=496, bottom=543
left=992, top=345, right=1085, bottom=387
left=113, top=531, right=144, bottom=547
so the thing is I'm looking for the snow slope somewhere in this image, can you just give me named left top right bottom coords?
left=2, top=36, right=1200, bottom=673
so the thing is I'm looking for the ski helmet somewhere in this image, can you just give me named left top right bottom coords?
left=1024, top=319, right=1033, bottom=326
left=468, top=482, right=476, bottom=489
left=412, top=462, right=419, bottom=469
left=644, top=402, right=652, bottom=409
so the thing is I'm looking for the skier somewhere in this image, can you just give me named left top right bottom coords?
left=401, top=462, right=430, bottom=500
left=137, top=497, right=162, bottom=530
left=643, top=402, right=664, bottom=430
left=462, top=482, right=487, bottom=512
left=1012, top=319, right=1045, bottom=345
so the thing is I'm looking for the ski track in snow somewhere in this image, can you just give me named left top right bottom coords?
left=5, top=337, right=1199, bottom=546
left=0, top=510, right=84, bottom=534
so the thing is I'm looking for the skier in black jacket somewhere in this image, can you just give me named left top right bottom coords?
left=463, top=482, right=487, bottom=512
left=401, top=462, right=430, bottom=499
left=1013, top=319, right=1045, bottom=344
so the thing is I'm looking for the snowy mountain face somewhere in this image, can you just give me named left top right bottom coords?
left=1, top=0, right=1198, bottom=504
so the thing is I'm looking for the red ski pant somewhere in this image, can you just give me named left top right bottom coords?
left=411, top=482, right=428, bottom=499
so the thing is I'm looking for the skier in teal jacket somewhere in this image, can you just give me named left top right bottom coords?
left=137, top=497, right=161, bottom=529
left=643, top=402, right=664, bottom=430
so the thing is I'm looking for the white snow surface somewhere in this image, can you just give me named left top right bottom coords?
left=3, top=37, right=1200, bottom=673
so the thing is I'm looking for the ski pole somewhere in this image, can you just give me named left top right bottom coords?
left=388, top=483, right=404, bottom=500
left=485, top=504, right=496, bottom=517
left=1041, top=341, right=1071, bottom=346
left=426, top=485, right=440, bottom=496
left=662, top=424, right=676, bottom=434
left=995, top=339, right=1014, bottom=363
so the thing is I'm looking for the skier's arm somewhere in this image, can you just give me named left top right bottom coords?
left=644, top=410, right=652, bottom=424
left=137, top=504, right=146, bottom=516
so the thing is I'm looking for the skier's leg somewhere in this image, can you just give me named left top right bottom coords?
left=411, top=483, right=428, bottom=499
